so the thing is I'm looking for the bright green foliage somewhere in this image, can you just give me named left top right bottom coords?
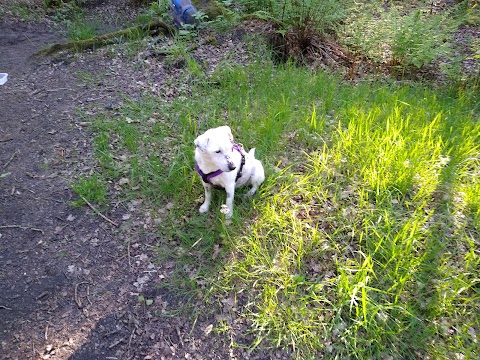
left=200, top=61, right=480, bottom=358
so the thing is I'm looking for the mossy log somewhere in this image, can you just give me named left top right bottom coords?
left=36, top=20, right=175, bottom=57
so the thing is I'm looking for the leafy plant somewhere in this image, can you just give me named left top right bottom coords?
left=137, top=294, right=154, bottom=306
left=135, top=0, right=170, bottom=25
left=278, top=0, right=348, bottom=34
left=242, top=0, right=348, bottom=34
left=391, top=9, right=458, bottom=68
left=341, top=1, right=465, bottom=72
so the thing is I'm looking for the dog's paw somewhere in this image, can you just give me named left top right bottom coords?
left=199, top=203, right=209, bottom=213
left=220, top=204, right=233, bottom=219
left=244, top=188, right=257, bottom=198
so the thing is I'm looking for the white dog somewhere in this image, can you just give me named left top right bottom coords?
left=194, top=126, right=265, bottom=218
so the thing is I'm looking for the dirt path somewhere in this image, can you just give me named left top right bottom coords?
left=0, top=19, right=128, bottom=359
left=0, top=15, right=240, bottom=360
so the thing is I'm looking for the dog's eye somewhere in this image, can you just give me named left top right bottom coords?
left=215, top=150, right=221, bottom=154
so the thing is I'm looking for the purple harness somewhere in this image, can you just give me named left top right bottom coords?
left=196, top=143, right=246, bottom=190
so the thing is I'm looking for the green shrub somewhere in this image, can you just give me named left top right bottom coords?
left=341, top=1, right=465, bottom=71
left=241, top=0, right=349, bottom=35
left=391, top=9, right=458, bottom=68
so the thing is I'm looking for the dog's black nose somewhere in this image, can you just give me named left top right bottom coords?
left=228, top=163, right=236, bottom=171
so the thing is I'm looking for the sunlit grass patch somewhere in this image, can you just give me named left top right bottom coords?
left=81, top=48, right=479, bottom=358
left=215, top=148, right=479, bottom=357
left=201, top=63, right=480, bottom=358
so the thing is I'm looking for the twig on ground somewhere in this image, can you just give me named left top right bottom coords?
left=127, top=239, right=132, bottom=268
left=127, top=327, right=136, bottom=358
left=176, top=326, right=184, bottom=347
left=3, top=150, right=19, bottom=168
left=74, top=283, right=82, bottom=309
left=108, top=337, right=125, bottom=350
left=80, top=195, right=119, bottom=227
left=115, top=254, right=127, bottom=262
left=29, top=88, right=44, bottom=96
left=0, top=305, right=13, bottom=310
left=36, top=291, right=49, bottom=301
left=47, top=87, right=70, bottom=93
left=0, top=225, right=44, bottom=233
left=86, top=283, right=92, bottom=306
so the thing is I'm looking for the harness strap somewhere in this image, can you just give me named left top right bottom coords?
left=196, top=142, right=246, bottom=189
left=195, top=163, right=224, bottom=190
left=234, top=143, right=246, bottom=182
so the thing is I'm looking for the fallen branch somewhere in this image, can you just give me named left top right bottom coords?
left=80, top=195, right=119, bottom=227
left=36, top=20, right=175, bottom=57
left=3, top=150, right=19, bottom=169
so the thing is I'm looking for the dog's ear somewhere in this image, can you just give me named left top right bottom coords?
left=194, top=135, right=209, bottom=152
left=218, top=126, right=234, bottom=142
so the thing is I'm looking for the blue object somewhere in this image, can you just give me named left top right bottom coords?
left=170, top=0, right=199, bottom=27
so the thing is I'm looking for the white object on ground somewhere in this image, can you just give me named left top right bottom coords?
left=0, top=73, right=8, bottom=85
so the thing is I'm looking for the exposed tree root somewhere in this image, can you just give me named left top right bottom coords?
left=35, top=20, right=175, bottom=57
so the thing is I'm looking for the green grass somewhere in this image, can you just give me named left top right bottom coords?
left=3, top=3, right=41, bottom=20
left=67, top=19, right=97, bottom=41
left=82, top=40, right=479, bottom=358
left=70, top=173, right=107, bottom=207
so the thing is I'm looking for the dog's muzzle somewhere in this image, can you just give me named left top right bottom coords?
left=227, top=162, right=236, bottom=171
left=225, top=155, right=236, bottom=171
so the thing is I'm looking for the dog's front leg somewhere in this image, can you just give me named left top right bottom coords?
left=199, top=183, right=212, bottom=213
left=224, top=184, right=235, bottom=219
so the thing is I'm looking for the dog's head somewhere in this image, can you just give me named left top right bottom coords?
left=194, top=126, right=237, bottom=172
